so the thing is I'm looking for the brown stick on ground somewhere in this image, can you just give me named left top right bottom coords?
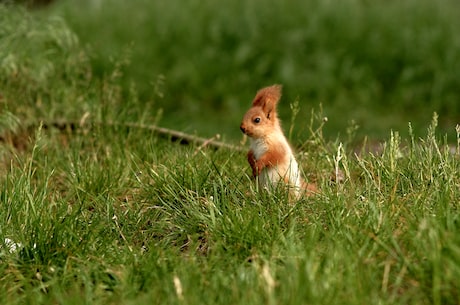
left=0, top=120, right=245, bottom=152
left=117, top=122, right=244, bottom=151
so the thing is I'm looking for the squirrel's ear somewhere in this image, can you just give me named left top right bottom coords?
left=251, top=84, right=282, bottom=118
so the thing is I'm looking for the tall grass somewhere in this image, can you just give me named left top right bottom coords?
left=1, top=107, right=459, bottom=304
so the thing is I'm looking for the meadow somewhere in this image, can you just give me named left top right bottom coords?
left=46, top=0, right=460, bottom=142
left=0, top=1, right=459, bottom=304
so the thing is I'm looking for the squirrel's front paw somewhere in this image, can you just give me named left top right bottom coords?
left=252, top=162, right=264, bottom=177
left=251, top=166, right=258, bottom=178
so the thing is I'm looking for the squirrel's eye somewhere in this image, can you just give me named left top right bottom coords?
left=253, top=117, right=261, bottom=123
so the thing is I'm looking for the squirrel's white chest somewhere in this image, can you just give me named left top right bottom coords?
left=249, top=138, right=268, bottom=159
left=249, top=137, right=303, bottom=192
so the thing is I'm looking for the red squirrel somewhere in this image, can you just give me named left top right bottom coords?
left=240, top=85, right=317, bottom=198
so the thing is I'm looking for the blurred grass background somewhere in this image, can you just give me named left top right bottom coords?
left=6, top=0, right=460, bottom=142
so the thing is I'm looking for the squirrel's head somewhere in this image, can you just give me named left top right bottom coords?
left=240, top=84, right=282, bottom=138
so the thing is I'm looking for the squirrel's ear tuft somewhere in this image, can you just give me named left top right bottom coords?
left=252, top=84, right=282, bottom=107
left=252, top=84, right=282, bottom=118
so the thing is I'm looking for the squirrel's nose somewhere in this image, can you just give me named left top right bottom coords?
left=240, top=124, right=246, bottom=134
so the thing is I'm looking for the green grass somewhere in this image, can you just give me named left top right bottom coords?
left=44, top=0, right=460, bottom=142
left=1, top=3, right=460, bottom=305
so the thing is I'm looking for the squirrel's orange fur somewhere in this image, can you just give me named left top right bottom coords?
left=240, top=85, right=317, bottom=198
